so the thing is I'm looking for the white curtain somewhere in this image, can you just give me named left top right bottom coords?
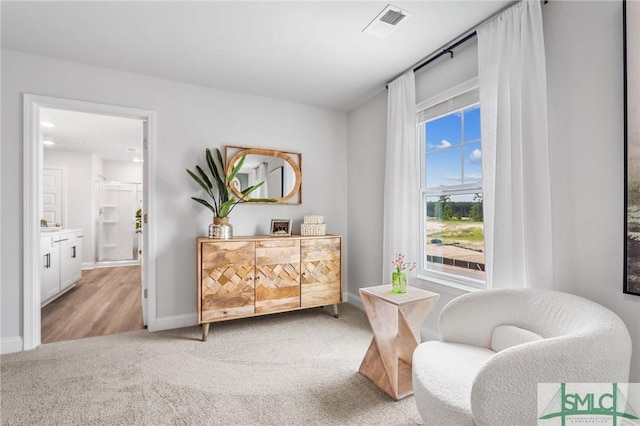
left=383, top=70, right=419, bottom=282
left=477, top=0, right=553, bottom=290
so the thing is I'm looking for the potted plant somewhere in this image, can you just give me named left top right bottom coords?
left=186, top=147, right=270, bottom=238
left=135, top=209, right=142, bottom=234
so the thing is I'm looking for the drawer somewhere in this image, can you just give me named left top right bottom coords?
left=52, top=232, right=77, bottom=246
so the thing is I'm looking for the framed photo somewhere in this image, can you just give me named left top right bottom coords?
left=624, top=0, right=640, bottom=295
left=270, top=219, right=292, bottom=236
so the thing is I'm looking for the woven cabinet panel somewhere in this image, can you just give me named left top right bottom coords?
left=202, top=265, right=254, bottom=295
left=301, top=260, right=340, bottom=284
left=255, top=263, right=301, bottom=313
left=300, top=259, right=341, bottom=307
left=256, top=263, right=301, bottom=287
left=202, top=264, right=255, bottom=321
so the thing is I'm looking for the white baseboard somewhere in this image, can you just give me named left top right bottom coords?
left=1, top=337, right=23, bottom=354
left=346, top=291, right=364, bottom=310
left=81, top=262, right=95, bottom=270
left=94, top=260, right=141, bottom=268
left=148, top=313, right=198, bottom=332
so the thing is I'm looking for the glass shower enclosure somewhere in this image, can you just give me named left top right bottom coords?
left=97, top=182, right=142, bottom=263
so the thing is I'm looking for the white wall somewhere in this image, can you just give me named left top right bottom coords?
left=43, top=149, right=95, bottom=266
left=543, top=0, right=640, bottom=381
left=346, top=90, right=386, bottom=297
left=347, top=1, right=640, bottom=381
left=1, top=49, right=348, bottom=345
left=102, top=160, right=142, bottom=183
left=415, top=39, right=479, bottom=107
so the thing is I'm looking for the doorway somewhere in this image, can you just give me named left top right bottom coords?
left=23, top=94, right=157, bottom=349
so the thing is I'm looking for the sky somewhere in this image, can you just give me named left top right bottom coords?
left=425, top=105, right=481, bottom=188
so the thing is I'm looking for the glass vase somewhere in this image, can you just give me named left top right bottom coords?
left=392, top=271, right=407, bottom=294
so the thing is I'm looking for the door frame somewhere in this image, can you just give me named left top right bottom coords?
left=23, top=94, right=157, bottom=349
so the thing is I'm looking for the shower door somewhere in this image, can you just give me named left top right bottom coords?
left=97, top=183, right=136, bottom=261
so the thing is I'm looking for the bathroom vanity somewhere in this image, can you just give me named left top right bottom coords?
left=41, top=229, right=83, bottom=306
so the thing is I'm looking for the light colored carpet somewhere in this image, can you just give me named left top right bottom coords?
left=1, top=304, right=422, bottom=425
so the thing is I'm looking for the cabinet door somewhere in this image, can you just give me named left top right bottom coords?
left=59, top=240, right=75, bottom=291
left=69, top=238, right=83, bottom=283
left=201, top=241, right=255, bottom=322
left=41, top=247, right=60, bottom=303
left=301, top=237, right=341, bottom=308
left=255, top=239, right=300, bottom=314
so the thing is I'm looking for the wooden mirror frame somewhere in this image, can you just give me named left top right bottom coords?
left=225, top=146, right=302, bottom=204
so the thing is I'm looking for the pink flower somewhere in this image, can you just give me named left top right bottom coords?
left=392, top=252, right=416, bottom=272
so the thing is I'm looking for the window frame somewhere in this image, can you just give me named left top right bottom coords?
left=417, top=78, right=486, bottom=290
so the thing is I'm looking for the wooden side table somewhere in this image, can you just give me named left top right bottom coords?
left=359, top=284, right=440, bottom=400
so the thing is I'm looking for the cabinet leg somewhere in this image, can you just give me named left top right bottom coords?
left=333, top=303, right=339, bottom=318
left=202, top=323, right=210, bottom=342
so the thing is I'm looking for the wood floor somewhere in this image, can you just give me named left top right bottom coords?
left=41, top=265, right=144, bottom=344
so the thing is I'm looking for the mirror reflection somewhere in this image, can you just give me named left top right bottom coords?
left=225, top=146, right=302, bottom=204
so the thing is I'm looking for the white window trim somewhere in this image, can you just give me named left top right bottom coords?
left=417, top=77, right=485, bottom=291
left=416, top=77, right=479, bottom=113
left=416, top=271, right=485, bottom=292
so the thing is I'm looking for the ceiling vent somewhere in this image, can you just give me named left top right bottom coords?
left=363, top=4, right=412, bottom=39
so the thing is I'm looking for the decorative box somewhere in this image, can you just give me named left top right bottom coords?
left=303, top=215, right=325, bottom=224
left=301, top=223, right=327, bottom=236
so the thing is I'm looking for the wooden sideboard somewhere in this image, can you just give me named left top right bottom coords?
left=197, top=235, right=342, bottom=341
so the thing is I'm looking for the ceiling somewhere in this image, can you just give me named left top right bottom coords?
left=4, top=1, right=510, bottom=162
left=40, top=108, right=143, bottom=162
left=1, top=1, right=510, bottom=112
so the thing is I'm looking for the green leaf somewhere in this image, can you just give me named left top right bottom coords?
left=195, top=165, right=212, bottom=190
left=187, top=165, right=218, bottom=213
left=205, top=148, right=227, bottom=209
left=247, top=198, right=277, bottom=203
left=186, top=168, right=211, bottom=194
left=215, top=148, right=230, bottom=202
left=227, top=154, right=246, bottom=184
left=241, top=181, right=264, bottom=197
left=206, top=148, right=225, bottom=189
left=218, top=198, right=237, bottom=217
left=191, top=197, right=217, bottom=215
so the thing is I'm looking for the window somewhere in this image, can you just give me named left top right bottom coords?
left=418, top=80, right=485, bottom=288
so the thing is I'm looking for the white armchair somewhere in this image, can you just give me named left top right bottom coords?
left=412, top=288, right=632, bottom=426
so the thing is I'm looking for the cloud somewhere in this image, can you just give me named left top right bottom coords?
left=438, top=140, right=452, bottom=149
left=427, top=140, right=454, bottom=151
left=469, top=149, right=482, bottom=162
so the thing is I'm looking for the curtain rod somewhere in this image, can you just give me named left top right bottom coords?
left=386, top=0, right=546, bottom=87
left=412, top=30, right=478, bottom=74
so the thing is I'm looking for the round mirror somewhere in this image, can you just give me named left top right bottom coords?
left=225, top=147, right=302, bottom=204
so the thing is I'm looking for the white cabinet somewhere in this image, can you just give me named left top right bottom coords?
left=59, top=237, right=81, bottom=291
left=41, top=237, right=60, bottom=302
left=69, top=237, right=82, bottom=283
left=41, top=229, right=83, bottom=306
